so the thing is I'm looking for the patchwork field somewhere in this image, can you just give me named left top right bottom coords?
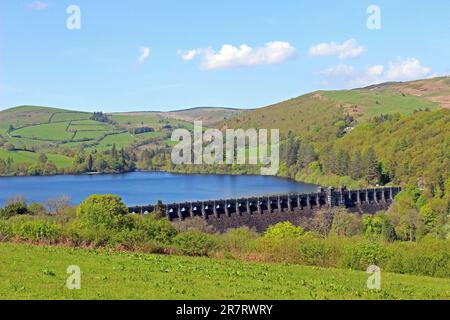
left=0, top=106, right=197, bottom=168
left=0, top=243, right=448, bottom=300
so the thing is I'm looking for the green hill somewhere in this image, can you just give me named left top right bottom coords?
left=221, top=77, right=447, bottom=141
left=0, top=76, right=448, bottom=186
left=218, top=77, right=449, bottom=191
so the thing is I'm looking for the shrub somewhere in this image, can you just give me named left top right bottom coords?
left=363, top=213, right=396, bottom=241
left=14, top=220, right=61, bottom=243
left=108, top=229, right=148, bottom=249
left=297, top=236, right=339, bottom=267
left=172, top=216, right=217, bottom=234
left=76, top=194, right=130, bottom=230
left=330, top=211, right=363, bottom=237
left=222, top=227, right=257, bottom=253
left=133, top=215, right=177, bottom=244
left=174, top=231, right=219, bottom=256
left=64, top=221, right=113, bottom=247
left=264, top=222, right=305, bottom=241
left=0, top=220, right=13, bottom=241
left=385, top=239, right=450, bottom=278
left=341, top=241, right=390, bottom=271
left=0, top=202, right=29, bottom=220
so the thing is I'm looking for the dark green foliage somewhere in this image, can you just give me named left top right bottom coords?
left=90, top=112, right=110, bottom=123
left=0, top=202, right=29, bottom=220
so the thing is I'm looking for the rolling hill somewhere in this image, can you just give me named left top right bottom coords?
left=221, top=76, right=448, bottom=140
left=0, top=76, right=448, bottom=187
left=115, top=107, right=245, bottom=127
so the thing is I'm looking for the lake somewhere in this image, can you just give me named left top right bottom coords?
left=0, top=172, right=318, bottom=207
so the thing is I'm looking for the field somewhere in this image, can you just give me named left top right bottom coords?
left=0, top=243, right=448, bottom=300
left=321, top=90, right=439, bottom=119
left=0, top=106, right=195, bottom=168
left=0, top=148, right=73, bottom=168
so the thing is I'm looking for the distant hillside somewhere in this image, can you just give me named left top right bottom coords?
left=115, top=107, right=244, bottom=127
left=0, top=106, right=90, bottom=133
left=222, top=76, right=448, bottom=142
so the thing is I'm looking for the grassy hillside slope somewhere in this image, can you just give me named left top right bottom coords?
left=222, top=77, right=447, bottom=141
left=0, top=243, right=448, bottom=300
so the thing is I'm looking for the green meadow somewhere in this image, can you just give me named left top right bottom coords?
left=0, top=243, right=448, bottom=300
left=0, top=148, right=73, bottom=168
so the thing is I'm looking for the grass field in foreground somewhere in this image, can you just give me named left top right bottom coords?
left=0, top=243, right=448, bottom=300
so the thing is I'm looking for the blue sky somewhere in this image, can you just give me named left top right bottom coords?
left=0, top=0, right=449, bottom=112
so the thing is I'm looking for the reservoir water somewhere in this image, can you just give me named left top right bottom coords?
left=0, top=172, right=318, bottom=207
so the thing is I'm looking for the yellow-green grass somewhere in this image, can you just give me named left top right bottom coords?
left=0, top=106, right=71, bottom=128
left=0, top=243, right=448, bottom=300
left=0, top=148, right=73, bottom=168
left=50, top=112, right=91, bottom=123
left=96, top=132, right=136, bottom=149
left=6, top=137, right=56, bottom=150
left=11, top=122, right=74, bottom=142
left=109, top=114, right=163, bottom=127
left=73, top=131, right=108, bottom=140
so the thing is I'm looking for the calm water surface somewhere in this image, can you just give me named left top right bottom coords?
left=0, top=172, right=318, bottom=206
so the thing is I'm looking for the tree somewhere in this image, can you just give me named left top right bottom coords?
left=77, top=194, right=130, bottom=230
left=362, top=213, right=396, bottom=241
left=111, top=144, right=118, bottom=159
left=153, top=200, right=167, bottom=220
left=0, top=201, right=29, bottom=220
left=4, top=143, right=15, bottom=151
left=87, top=154, right=94, bottom=172
left=363, top=148, right=380, bottom=184
left=330, top=210, right=363, bottom=237
left=351, top=151, right=363, bottom=180
left=38, top=153, right=48, bottom=165
left=336, top=149, right=350, bottom=176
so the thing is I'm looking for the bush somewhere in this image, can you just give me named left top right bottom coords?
left=132, top=215, right=177, bottom=244
left=77, top=195, right=130, bottom=230
left=172, top=216, right=217, bottom=234
left=330, top=211, right=363, bottom=237
left=0, top=202, right=29, bottom=220
left=174, top=231, right=219, bottom=256
left=222, top=227, right=257, bottom=253
left=297, top=236, right=340, bottom=267
left=341, top=241, right=390, bottom=271
left=0, top=220, right=13, bottom=241
left=385, top=239, right=450, bottom=278
left=14, top=220, right=61, bottom=243
left=264, top=222, right=305, bottom=241
left=363, top=213, right=396, bottom=241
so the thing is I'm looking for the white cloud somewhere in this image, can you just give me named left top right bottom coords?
left=138, top=47, right=150, bottom=65
left=178, top=41, right=297, bottom=70
left=384, top=58, right=432, bottom=81
left=319, top=58, right=433, bottom=87
left=28, top=1, right=49, bottom=10
left=178, top=49, right=201, bottom=61
left=309, top=39, right=367, bottom=59
left=321, top=64, right=356, bottom=77
left=367, top=65, right=385, bottom=77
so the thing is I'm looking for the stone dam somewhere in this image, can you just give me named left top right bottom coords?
left=128, top=186, right=402, bottom=232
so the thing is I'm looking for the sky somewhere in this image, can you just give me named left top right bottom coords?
left=0, top=0, right=449, bottom=112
